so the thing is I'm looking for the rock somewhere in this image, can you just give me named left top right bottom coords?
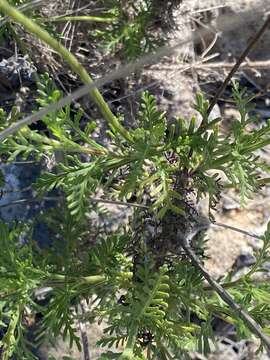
left=0, top=55, right=36, bottom=88
left=0, top=162, right=39, bottom=223
left=0, top=161, right=58, bottom=248
left=231, top=252, right=256, bottom=271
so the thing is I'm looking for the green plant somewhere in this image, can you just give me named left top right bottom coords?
left=0, top=0, right=131, bottom=143
left=1, top=2, right=270, bottom=358
left=92, top=0, right=164, bottom=60
left=0, top=69, right=270, bottom=359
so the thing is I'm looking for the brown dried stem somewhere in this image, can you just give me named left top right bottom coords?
left=207, top=15, right=270, bottom=116
left=178, top=226, right=270, bottom=350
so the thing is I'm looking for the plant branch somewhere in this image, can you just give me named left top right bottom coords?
left=89, top=196, right=149, bottom=209
left=207, top=15, right=270, bottom=116
left=79, top=300, right=91, bottom=360
left=178, top=226, right=270, bottom=349
left=204, top=276, right=270, bottom=292
left=0, top=195, right=148, bottom=210
left=212, top=221, right=261, bottom=241
left=0, top=196, right=59, bottom=209
left=38, top=15, right=115, bottom=23
left=153, top=59, right=270, bottom=71
left=119, top=324, right=139, bottom=360
left=47, top=273, right=106, bottom=286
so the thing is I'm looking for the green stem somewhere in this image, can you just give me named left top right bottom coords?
left=1, top=306, right=20, bottom=360
left=119, top=324, right=139, bottom=360
left=0, top=0, right=132, bottom=143
left=206, top=154, right=231, bottom=169
left=19, top=126, right=105, bottom=155
left=48, top=273, right=106, bottom=285
left=258, top=177, right=270, bottom=185
left=207, top=138, right=270, bottom=170
left=241, top=139, right=270, bottom=154
left=37, top=15, right=115, bottom=23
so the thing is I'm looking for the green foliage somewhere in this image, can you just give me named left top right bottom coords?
left=93, top=0, right=163, bottom=60
left=1, top=71, right=270, bottom=359
left=37, top=285, right=82, bottom=351
left=35, top=83, right=270, bottom=219
left=0, top=221, right=42, bottom=359
left=0, top=74, right=105, bottom=162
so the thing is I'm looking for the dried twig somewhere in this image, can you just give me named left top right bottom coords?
left=207, top=15, right=270, bottom=116
left=191, top=5, right=227, bottom=14
left=0, top=185, right=32, bottom=196
left=0, top=194, right=149, bottom=210
left=0, top=196, right=58, bottom=209
left=195, top=59, right=270, bottom=70
left=204, top=276, right=270, bottom=292
left=79, top=300, right=91, bottom=360
left=212, top=221, right=262, bottom=241
left=89, top=196, right=148, bottom=209
left=152, top=59, right=270, bottom=71
left=1, top=193, right=262, bottom=240
left=189, top=14, right=219, bottom=59
left=178, top=226, right=270, bottom=350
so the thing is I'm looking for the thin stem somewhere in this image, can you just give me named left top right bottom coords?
left=0, top=196, right=59, bottom=209
left=0, top=0, right=132, bottom=143
left=154, top=59, right=270, bottom=71
left=79, top=300, right=91, bottom=360
left=38, top=15, right=115, bottom=23
left=177, top=226, right=270, bottom=349
left=208, top=154, right=238, bottom=169
left=212, top=221, right=261, bottom=241
left=119, top=324, right=139, bottom=360
left=207, top=15, right=270, bottom=116
left=0, top=194, right=262, bottom=240
left=89, top=196, right=148, bottom=209
left=258, top=177, right=270, bottom=185
left=48, top=273, right=106, bottom=285
left=204, top=277, right=270, bottom=292
left=0, top=191, right=148, bottom=211
left=1, top=306, right=20, bottom=360
left=1, top=185, right=32, bottom=194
